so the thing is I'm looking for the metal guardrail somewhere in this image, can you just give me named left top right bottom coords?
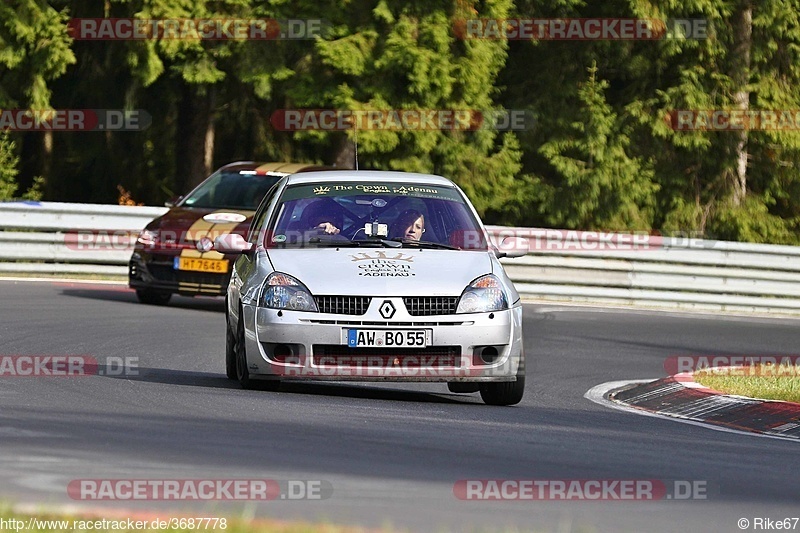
left=1, top=202, right=799, bottom=314
left=486, top=226, right=800, bottom=314
left=0, top=201, right=167, bottom=277
left=0, top=201, right=167, bottom=231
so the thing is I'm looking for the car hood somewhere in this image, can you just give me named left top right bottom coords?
left=148, top=207, right=255, bottom=241
left=266, top=248, right=493, bottom=296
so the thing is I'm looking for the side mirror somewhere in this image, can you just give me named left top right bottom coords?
left=165, top=195, right=183, bottom=207
left=495, top=236, right=529, bottom=258
left=215, top=233, right=254, bottom=254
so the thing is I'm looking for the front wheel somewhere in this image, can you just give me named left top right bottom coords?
left=235, top=314, right=257, bottom=389
left=235, top=310, right=280, bottom=391
left=479, top=375, right=525, bottom=406
left=225, top=315, right=237, bottom=380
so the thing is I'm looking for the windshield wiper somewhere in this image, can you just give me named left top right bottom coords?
left=309, top=237, right=401, bottom=248
left=392, top=239, right=461, bottom=250
left=351, top=238, right=402, bottom=248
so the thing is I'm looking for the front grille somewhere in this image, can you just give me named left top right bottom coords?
left=312, top=345, right=460, bottom=367
left=146, top=263, right=228, bottom=294
left=314, top=296, right=371, bottom=315
left=304, top=320, right=469, bottom=326
left=403, top=296, right=459, bottom=316
left=148, top=264, right=227, bottom=284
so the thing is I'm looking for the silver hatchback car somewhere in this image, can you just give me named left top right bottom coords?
left=216, top=171, right=529, bottom=405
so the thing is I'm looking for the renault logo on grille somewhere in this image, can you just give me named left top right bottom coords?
left=379, top=300, right=396, bottom=319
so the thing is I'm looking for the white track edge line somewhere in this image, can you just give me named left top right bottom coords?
left=584, top=380, right=800, bottom=444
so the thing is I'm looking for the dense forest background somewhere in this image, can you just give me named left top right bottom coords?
left=2, top=0, right=800, bottom=243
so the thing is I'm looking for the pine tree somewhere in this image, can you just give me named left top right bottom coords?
left=0, top=132, right=20, bottom=200
left=277, top=0, right=525, bottom=216
left=538, top=63, right=657, bottom=230
left=625, top=0, right=800, bottom=242
left=0, top=0, right=75, bottom=199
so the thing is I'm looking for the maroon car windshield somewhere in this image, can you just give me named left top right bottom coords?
left=181, top=171, right=282, bottom=210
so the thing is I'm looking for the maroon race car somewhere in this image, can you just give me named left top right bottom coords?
left=128, top=161, right=328, bottom=305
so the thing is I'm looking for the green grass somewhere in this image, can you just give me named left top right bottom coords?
left=693, top=364, right=800, bottom=403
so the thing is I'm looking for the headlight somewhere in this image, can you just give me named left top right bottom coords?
left=456, top=274, right=508, bottom=314
left=260, top=272, right=318, bottom=312
left=136, top=229, right=158, bottom=246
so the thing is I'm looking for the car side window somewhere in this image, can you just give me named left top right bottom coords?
left=247, top=182, right=280, bottom=244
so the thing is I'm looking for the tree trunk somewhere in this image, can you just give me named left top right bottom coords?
left=176, top=84, right=216, bottom=192
left=333, top=134, right=356, bottom=170
left=42, top=131, right=52, bottom=185
left=730, top=0, right=752, bottom=206
left=18, top=131, right=52, bottom=198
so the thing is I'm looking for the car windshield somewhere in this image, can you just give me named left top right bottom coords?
left=180, top=171, right=281, bottom=210
left=265, top=181, right=488, bottom=250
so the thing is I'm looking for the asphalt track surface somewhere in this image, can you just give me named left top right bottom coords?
left=1, top=279, right=799, bottom=533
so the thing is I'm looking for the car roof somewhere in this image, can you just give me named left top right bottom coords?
left=217, top=161, right=331, bottom=176
left=285, top=170, right=456, bottom=186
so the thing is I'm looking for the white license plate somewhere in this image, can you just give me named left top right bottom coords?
left=345, top=329, right=431, bottom=348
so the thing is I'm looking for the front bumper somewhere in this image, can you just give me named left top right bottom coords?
left=128, top=251, right=230, bottom=296
left=241, top=298, right=524, bottom=382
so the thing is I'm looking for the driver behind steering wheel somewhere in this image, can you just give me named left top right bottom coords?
left=302, top=200, right=342, bottom=235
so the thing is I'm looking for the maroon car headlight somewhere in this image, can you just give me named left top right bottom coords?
left=136, top=229, right=159, bottom=246
left=260, top=272, right=318, bottom=312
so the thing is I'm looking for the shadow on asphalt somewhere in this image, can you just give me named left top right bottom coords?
left=97, top=366, right=238, bottom=388
left=99, top=366, right=473, bottom=404
left=273, top=381, right=470, bottom=404
left=59, top=287, right=225, bottom=313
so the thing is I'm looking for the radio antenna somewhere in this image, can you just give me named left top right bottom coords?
left=353, top=121, right=359, bottom=171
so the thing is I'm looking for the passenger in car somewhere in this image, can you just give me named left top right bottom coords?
left=389, top=209, right=425, bottom=241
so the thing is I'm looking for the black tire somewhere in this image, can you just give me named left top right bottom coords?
left=479, top=375, right=525, bottom=406
left=225, top=313, right=237, bottom=380
left=447, top=382, right=480, bottom=394
left=235, top=310, right=280, bottom=391
left=479, top=357, right=526, bottom=406
left=135, top=289, right=172, bottom=306
left=235, top=313, right=257, bottom=390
